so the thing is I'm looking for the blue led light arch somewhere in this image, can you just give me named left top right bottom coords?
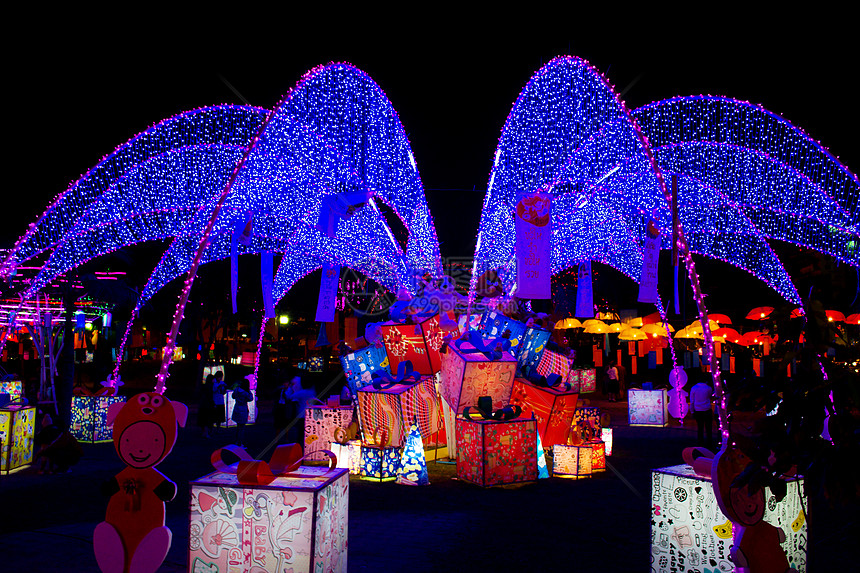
left=471, top=56, right=860, bottom=306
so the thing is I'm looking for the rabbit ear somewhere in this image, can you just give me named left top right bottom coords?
left=171, top=401, right=189, bottom=427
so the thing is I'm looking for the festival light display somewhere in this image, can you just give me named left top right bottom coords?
left=1, top=63, right=441, bottom=391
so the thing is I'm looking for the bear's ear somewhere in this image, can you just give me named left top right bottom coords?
left=107, top=402, right=126, bottom=426
left=171, top=401, right=188, bottom=428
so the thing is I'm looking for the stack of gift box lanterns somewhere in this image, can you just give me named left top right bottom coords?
left=331, top=301, right=608, bottom=486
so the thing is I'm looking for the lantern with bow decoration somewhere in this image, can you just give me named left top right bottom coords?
left=379, top=297, right=458, bottom=376
left=190, top=444, right=348, bottom=573
left=440, top=332, right=518, bottom=415
left=304, top=403, right=358, bottom=457
left=70, top=394, right=126, bottom=444
left=455, top=397, right=538, bottom=487
left=509, top=375, right=580, bottom=448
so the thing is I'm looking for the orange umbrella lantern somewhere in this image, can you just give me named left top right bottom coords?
left=674, top=327, right=703, bottom=339
left=745, top=306, right=774, bottom=320
left=706, top=313, right=732, bottom=325
left=689, top=319, right=720, bottom=334
left=583, top=321, right=610, bottom=334
left=555, top=318, right=583, bottom=330
left=846, top=313, right=860, bottom=325
left=641, top=323, right=670, bottom=337
left=618, top=327, right=647, bottom=341
left=607, top=322, right=625, bottom=333
left=825, top=310, right=845, bottom=323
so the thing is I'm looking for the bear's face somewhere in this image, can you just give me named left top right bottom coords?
left=110, top=392, right=187, bottom=469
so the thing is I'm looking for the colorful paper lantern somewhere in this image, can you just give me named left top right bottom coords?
left=0, top=404, right=35, bottom=473
left=304, top=405, right=356, bottom=457
left=360, top=444, right=401, bottom=482
left=600, top=427, right=613, bottom=456
left=552, top=444, right=592, bottom=479
left=357, top=377, right=440, bottom=448
left=509, top=378, right=579, bottom=448
left=455, top=415, right=538, bottom=487
left=70, top=395, right=126, bottom=443
left=536, top=430, right=549, bottom=479
left=340, top=344, right=391, bottom=396
left=628, top=388, right=668, bottom=427
left=189, top=465, right=349, bottom=572
left=571, top=407, right=602, bottom=442
left=331, top=439, right=362, bottom=475
left=308, top=355, right=324, bottom=372
left=517, top=327, right=552, bottom=378
left=588, top=440, right=606, bottom=472
left=576, top=368, right=597, bottom=393
left=0, top=379, right=23, bottom=402
left=397, top=422, right=429, bottom=486
left=381, top=312, right=457, bottom=376
left=440, top=341, right=517, bottom=414
left=478, top=310, right=528, bottom=356
left=651, top=464, right=806, bottom=573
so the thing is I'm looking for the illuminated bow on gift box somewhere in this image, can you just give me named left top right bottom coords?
left=527, top=372, right=572, bottom=392
left=211, top=443, right=337, bottom=486
left=462, top=395, right=522, bottom=421
left=371, top=360, right=420, bottom=389
left=333, top=419, right=360, bottom=445
left=388, top=298, right=439, bottom=323
left=455, top=330, right=511, bottom=361
left=72, top=385, right=116, bottom=397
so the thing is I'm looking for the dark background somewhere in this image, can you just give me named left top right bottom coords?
left=4, top=17, right=858, bottom=317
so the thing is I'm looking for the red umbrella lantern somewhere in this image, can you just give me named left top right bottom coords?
left=706, top=313, right=732, bottom=325
left=846, top=313, right=860, bottom=325
left=745, top=306, right=774, bottom=320
left=825, top=310, right=845, bottom=323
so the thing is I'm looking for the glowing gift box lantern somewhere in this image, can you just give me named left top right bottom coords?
left=225, top=389, right=257, bottom=427
left=552, top=444, right=592, bottom=479
left=600, top=427, right=613, bottom=456
left=650, top=464, right=807, bottom=573
left=308, top=355, right=324, bottom=372
left=189, top=465, right=349, bottom=573
left=535, top=348, right=572, bottom=386
left=330, top=439, right=361, bottom=475
left=360, top=444, right=401, bottom=482
left=576, top=368, right=597, bottom=393
left=0, top=405, right=35, bottom=473
left=455, top=415, right=538, bottom=487
left=70, top=395, right=126, bottom=443
left=340, top=344, right=390, bottom=397
left=0, top=379, right=23, bottom=402
left=479, top=311, right=528, bottom=356
left=572, top=407, right=603, bottom=442
left=587, top=440, right=606, bottom=472
left=381, top=313, right=456, bottom=376
left=356, top=376, right=440, bottom=448
left=397, top=422, right=429, bottom=486
left=509, top=377, right=579, bottom=448
left=304, top=405, right=356, bottom=457
left=518, top=327, right=552, bottom=377
left=628, top=388, right=668, bottom=427
left=440, top=340, right=517, bottom=414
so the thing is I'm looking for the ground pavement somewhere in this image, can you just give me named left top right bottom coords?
left=0, top=397, right=853, bottom=572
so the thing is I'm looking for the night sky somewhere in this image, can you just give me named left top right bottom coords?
left=5, top=20, right=858, bottom=314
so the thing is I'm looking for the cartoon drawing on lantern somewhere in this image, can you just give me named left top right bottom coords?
left=266, top=491, right=309, bottom=572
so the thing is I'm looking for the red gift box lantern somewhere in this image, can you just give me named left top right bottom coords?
left=455, top=415, right=538, bottom=487
left=509, top=378, right=579, bottom=448
left=440, top=341, right=517, bottom=413
left=381, top=313, right=456, bottom=376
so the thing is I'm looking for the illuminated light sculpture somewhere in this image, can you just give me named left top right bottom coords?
left=470, top=55, right=859, bottom=445
left=69, top=395, right=126, bottom=444
left=576, top=368, right=597, bottom=393
left=628, top=388, right=669, bottom=427
left=380, top=312, right=455, bottom=376
left=0, top=62, right=441, bottom=393
left=651, top=464, right=806, bottom=573
left=304, top=404, right=356, bottom=457
left=0, top=404, right=35, bottom=473
left=190, top=461, right=348, bottom=572
left=331, top=439, right=362, bottom=475
left=572, top=406, right=603, bottom=442
left=440, top=340, right=517, bottom=414
left=455, top=414, right=538, bottom=487
left=509, top=377, right=579, bottom=448
left=552, top=444, right=592, bottom=479
left=356, top=377, right=440, bottom=448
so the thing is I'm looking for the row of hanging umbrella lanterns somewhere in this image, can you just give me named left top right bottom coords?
left=555, top=305, right=859, bottom=344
